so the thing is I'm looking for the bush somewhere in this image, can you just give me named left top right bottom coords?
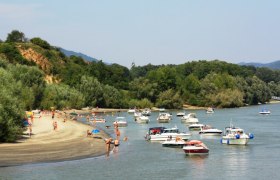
left=30, top=37, right=51, bottom=49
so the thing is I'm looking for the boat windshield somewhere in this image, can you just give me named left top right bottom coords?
left=163, top=129, right=179, bottom=133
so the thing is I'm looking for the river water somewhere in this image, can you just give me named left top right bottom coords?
left=1, top=104, right=280, bottom=179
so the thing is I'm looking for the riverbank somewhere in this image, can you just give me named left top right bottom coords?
left=0, top=112, right=110, bottom=167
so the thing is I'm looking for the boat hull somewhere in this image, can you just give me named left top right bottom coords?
left=148, top=134, right=190, bottom=141
left=162, top=141, right=186, bottom=148
left=199, top=129, right=222, bottom=136
left=183, top=148, right=209, bottom=155
left=114, top=123, right=127, bottom=127
left=136, top=119, right=149, bottom=124
left=199, top=132, right=222, bottom=136
left=221, top=138, right=249, bottom=145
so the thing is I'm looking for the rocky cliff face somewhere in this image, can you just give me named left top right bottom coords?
left=18, top=46, right=51, bottom=72
left=17, top=45, right=59, bottom=83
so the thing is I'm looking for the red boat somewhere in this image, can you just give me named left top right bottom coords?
left=183, top=140, right=209, bottom=155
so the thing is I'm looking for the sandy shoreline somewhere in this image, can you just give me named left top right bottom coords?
left=0, top=112, right=110, bottom=167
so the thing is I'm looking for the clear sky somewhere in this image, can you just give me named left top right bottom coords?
left=1, top=0, right=280, bottom=68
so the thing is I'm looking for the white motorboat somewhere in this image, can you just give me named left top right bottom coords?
left=259, top=109, right=271, bottom=115
left=176, top=112, right=186, bottom=117
left=145, top=126, right=191, bottom=141
left=206, top=107, right=214, bottom=114
left=199, top=125, right=222, bottom=136
left=134, top=111, right=142, bottom=119
left=159, top=108, right=166, bottom=112
left=181, top=113, right=199, bottom=124
left=127, top=108, right=136, bottom=113
left=113, top=117, right=128, bottom=127
left=157, top=113, right=172, bottom=123
left=136, top=115, right=150, bottom=124
left=221, top=125, right=254, bottom=145
left=142, top=108, right=151, bottom=116
left=90, top=116, right=106, bottom=123
left=188, top=124, right=205, bottom=131
left=183, top=140, right=209, bottom=155
left=162, top=138, right=186, bottom=148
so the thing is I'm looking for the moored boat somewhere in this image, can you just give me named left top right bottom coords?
left=259, top=109, right=270, bottom=115
left=162, top=137, right=186, bottom=148
left=136, top=115, right=150, bottom=124
left=145, top=126, right=191, bottom=141
left=221, top=125, right=254, bottom=145
left=89, top=116, right=106, bottom=123
left=176, top=112, right=186, bottom=117
left=127, top=108, right=136, bottom=114
left=183, top=140, right=209, bottom=155
left=157, top=113, right=172, bottom=123
left=181, top=113, right=199, bottom=124
left=206, top=107, right=214, bottom=114
left=199, top=125, right=222, bottom=136
left=113, top=117, right=128, bottom=127
left=188, top=123, right=205, bottom=131
left=142, top=108, right=151, bottom=116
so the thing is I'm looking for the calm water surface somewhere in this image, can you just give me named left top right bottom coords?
left=1, top=104, right=280, bottom=179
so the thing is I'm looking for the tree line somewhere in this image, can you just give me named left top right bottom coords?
left=1, top=30, right=280, bottom=142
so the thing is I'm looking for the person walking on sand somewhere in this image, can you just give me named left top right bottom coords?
left=53, top=121, right=58, bottom=131
left=51, top=110, right=55, bottom=119
left=28, top=123, right=32, bottom=137
left=31, top=114, right=34, bottom=124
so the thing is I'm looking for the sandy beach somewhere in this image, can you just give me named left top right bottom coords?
left=0, top=112, right=110, bottom=167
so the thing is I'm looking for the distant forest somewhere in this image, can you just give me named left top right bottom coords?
left=1, top=30, right=280, bottom=141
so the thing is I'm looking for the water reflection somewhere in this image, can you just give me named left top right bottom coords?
left=221, top=145, right=250, bottom=178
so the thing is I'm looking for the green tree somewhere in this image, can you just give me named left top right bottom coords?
left=0, top=68, right=25, bottom=142
left=9, top=64, right=46, bottom=109
left=102, top=85, right=123, bottom=108
left=245, top=76, right=271, bottom=104
left=41, top=84, right=84, bottom=110
left=156, top=89, right=183, bottom=109
left=129, top=77, right=159, bottom=102
left=77, top=76, right=103, bottom=107
left=206, top=89, right=244, bottom=108
left=6, top=30, right=25, bottom=43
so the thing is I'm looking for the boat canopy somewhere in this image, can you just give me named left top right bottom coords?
left=148, top=127, right=166, bottom=134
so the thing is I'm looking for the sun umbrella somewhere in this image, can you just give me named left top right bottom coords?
left=92, top=129, right=100, bottom=134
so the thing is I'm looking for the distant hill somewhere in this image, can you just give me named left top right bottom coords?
left=239, top=60, right=280, bottom=70
left=59, top=48, right=98, bottom=62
